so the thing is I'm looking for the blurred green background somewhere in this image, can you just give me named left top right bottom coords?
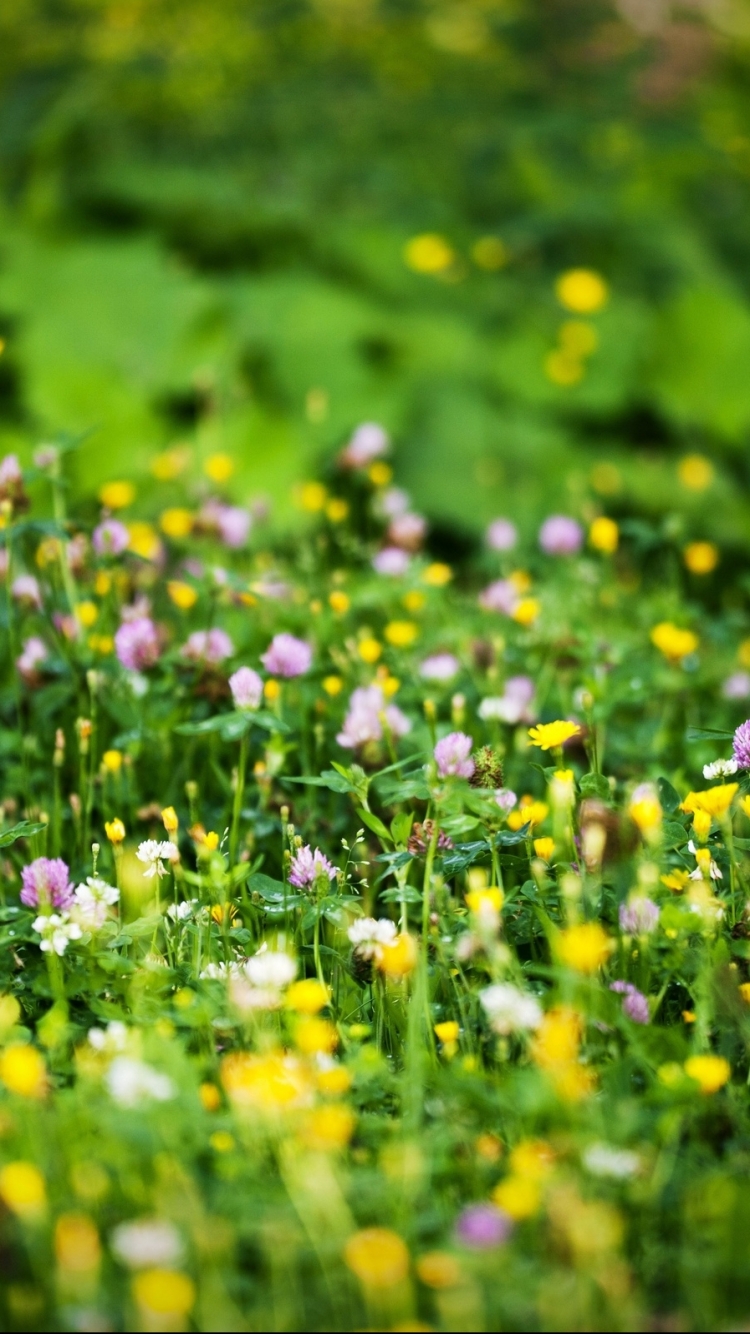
left=2, top=0, right=750, bottom=539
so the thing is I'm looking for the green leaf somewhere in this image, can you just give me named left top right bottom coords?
left=0, top=821, right=45, bottom=848
left=356, top=807, right=392, bottom=844
left=686, top=727, right=734, bottom=742
left=247, top=873, right=288, bottom=901
left=579, top=772, right=610, bottom=801
left=283, top=769, right=352, bottom=793
left=390, top=812, right=414, bottom=847
left=657, top=777, right=681, bottom=814
left=174, top=712, right=247, bottom=737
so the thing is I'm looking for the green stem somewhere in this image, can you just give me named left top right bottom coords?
left=229, top=730, right=248, bottom=867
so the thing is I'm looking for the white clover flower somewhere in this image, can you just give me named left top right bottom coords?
left=703, top=757, right=738, bottom=780
left=105, top=1057, right=175, bottom=1107
left=348, top=917, right=398, bottom=961
left=72, top=876, right=119, bottom=929
left=110, top=1218, right=184, bottom=1269
left=88, top=1021, right=129, bottom=1053
left=200, top=961, right=244, bottom=980
left=229, top=979, right=284, bottom=1013
left=166, top=900, right=197, bottom=922
left=32, top=913, right=82, bottom=956
left=244, top=948, right=297, bottom=989
left=582, top=1143, right=641, bottom=1179
left=479, top=983, right=543, bottom=1035
left=136, top=840, right=178, bottom=879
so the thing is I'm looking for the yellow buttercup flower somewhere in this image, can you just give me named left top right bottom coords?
left=509, top=569, right=532, bottom=593
left=559, top=320, right=599, bottom=356
left=661, top=869, right=689, bottom=893
left=684, top=1054, right=730, bottom=1094
left=204, top=453, right=234, bottom=484
left=221, top=1050, right=311, bottom=1111
left=651, top=622, right=698, bottom=662
left=293, top=1016, right=338, bottom=1055
left=105, top=818, right=126, bottom=844
left=629, top=796, right=662, bottom=836
left=286, top=979, right=329, bottom=1014
left=151, top=446, right=190, bottom=481
left=532, top=1006, right=581, bottom=1068
left=381, top=674, right=400, bottom=697
left=102, top=749, right=123, bottom=774
left=557, top=922, right=612, bottom=974
left=533, top=837, right=555, bottom=863
left=344, top=1227, right=410, bottom=1287
left=301, top=1104, right=355, bottom=1151
left=684, top=541, right=719, bottom=575
left=298, top=481, right=327, bottom=512
left=94, top=571, right=111, bottom=596
left=555, top=269, right=609, bottom=314
left=167, top=580, right=198, bottom=610
left=404, top=233, right=455, bottom=275
left=434, top=1021, right=460, bottom=1045
left=589, top=516, right=618, bottom=554
left=323, top=675, right=343, bottom=696
left=739, top=983, right=750, bottom=1004
left=528, top=720, right=581, bottom=751
left=466, top=887, right=504, bottom=915
left=75, top=600, right=98, bottom=629
left=368, top=462, right=392, bottom=487
left=512, top=597, right=541, bottom=626
left=0, top=1044, right=46, bottom=1098
left=88, top=633, right=114, bottom=655
left=507, top=799, right=549, bottom=830
left=132, top=1269, right=196, bottom=1320
left=161, top=806, right=178, bottom=835
left=54, top=1212, right=101, bottom=1272
left=316, top=1065, right=353, bottom=1097
left=678, top=454, right=714, bottom=491
left=264, top=679, right=281, bottom=703
left=691, top=809, right=712, bottom=842
left=36, top=536, right=61, bottom=567
left=128, top=522, right=160, bottom=562
left=378, top=932, right=418, bottom=978
left=492, top=1175, right=541, bottom=1219
left=326, top=498, right=349, bottom=523
left=416, top=1250, right=463, bottom=1289
left=545, top=350, right=584, bottom=386
left=160, top=508, right=194, bottom=540
left=199, top=1082, right=221, bottom=1111
left=209, top=1131, right=235, bottom=1153
left=0, top=1162, right=46, bottom=1218
left=423, top=562, right=453, bottom=587
left=329, top=591, right=350, bottom=614
left=472, top=235, right=507, bottom=270
left=385, top=620, right=419, bottom=648
left=402, top=590, right=426, bottom=613
left=358, top=637, right=382, bottom=664
left=509, top=1139, right=555, bottom=1179
left=680, top=784, right=738, bottom=819
left=99, top=480, right=135, bottom=510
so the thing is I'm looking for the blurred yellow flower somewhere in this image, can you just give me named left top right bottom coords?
left=264, top=679, right=281, bottom=702
left=629, top=796, right=662, bottom=836
left=741, top=795, right=750, bottom=819
left=0, top=1162, right=46, bottom=1218
left=661, top=869, right=689, bottom=892
left=99, top=480, right=135, bottom=509
left=36, top=536, right=61, bottom=567
left=204, top=453, right=234, bottom=484
left=472, top=236, right=507, bottom=270
left=591, top=461, right=622, bottom=495
left=326, top=498, right=349, bottom=523
left=509, top=1138, right=555, bottom=1179
left=0, top=1044, right=46, bottom=1098
left=323, top=675, right=343, bottom=696
left=385, top=620, right=419, bottom=648
left=102, top=749, right=123, bottom=774
left=559, top=320, right=599, bottom=356
left=344, top=1227, right=410, bottom=1287
left=160, top=508, right=194, bottom=540
left=691, top=809, right=712, bottom=842
left=286, top=979, right=329, bottom=1014
left=316, top=1065, right=353, bottom=1097
left=298, top=481, right=327, bottom=512
left=199, top=1082, right=221, bottom=1112
left=651, top=622, right=698, bottom=661
left=132, top=1269, right=196, bottom=1320
left=358, top=638, right=382, bottom=663
left=128, top=522, right=160, bottom=562
left=209, top=1131, right=235, bottom=1153
left=533, top=837, right=555, bottom=862
left=75, top=600, right=98, bottom=628
left=402, top=590, right=426, bottom=613
left=532, top=1006, right=581, bottom=1068
left=507, top=799, right=548, bottom=830
left=557, top=922, right=612, bottom=973
left=684, top=1054, right=730, bottom=1094
left=434, top=1021, right=460, bottom=1045
left=678, top=454, right=714, bottom=491
left=528, top=721, right=580, bottom=751
left=684, top=541, right=719, bottom=575
left=151, top=446, right=190, bottom=481
left=740, top=983, right=750, bottom=1004
left=681, top=784, right=738, bottom=819
left=509, top=569, right=532, bottom=593
left=105, top=818, right=126, bottom=843
left=329, top=591, right=350, bottom=614
left=492, top=1175, right=541, bottom=1219
left=161, top=806, right=178, bottom=835
left=466, top=886, right=504, bottom=915
left=88, top=633, right=114, bottom=655
left=302, top=1104, right=355, bottom=1151
left=378, top=932, right=418, bottom=978
left=404, top=233, right=455, bottom=274
left=94, top=571, right=111, bottom=596
left=589, top=516, right=618, bottom=554
left=294, top=1016, right=338, bottom=1055
left=423, top=562, right=452, bottom=586
left=512, top=597, right=541, bottom=626
left=368, top=462, right=393, bottom=487
left=54, top=1213, right=101, bottom=1272
left=380, top=673, right=400, bottom=696
left=555, top=268, right=609, bottom=313
left=221, top=1050, right=310, bottom=1111
left=416, top=1250, right=463, bottom=1289
left=167, top=580, right=198, bottom=610
left=544, top=350, right=584, bottom=386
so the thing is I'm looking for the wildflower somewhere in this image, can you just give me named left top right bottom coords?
left=507, top=796, right=548, bottom=830
left=582, top=1144, right=640, bottom=1179
left=105, top=818, right=126, bottom=844
left=21, top=857, right=74, bottom=910
left=678, top=453, right=714, bottom=490
left=496, top=788, right=518, bottom=813
left=407, top=820, right=454, bottom=854
left=111, top=1218, right=184, bottom=1270
left=0, top=1163, right=46, bottom=1218
left=377, top=932, right=417, bottom=978
left=166, top=580, right=198, bottom=610
left=92, top=518, right=129, bottom=556
left=166, top=902, right=194, bottom=922
left=589, top=516, right=619, bottom=553
left=661, top=869, right=690, bottom=892
left=115, top=617, right=161, bottom=671
left=337, top=685, right=410, bottom=749
left=11, top=574, right=42, bottom=608
left=480, top=984, right=542, bottom=1035
left=75, top=599, right=98, bottom=628
left=512, top=597, right=540, bottom=626
left=132, top=1269, right=196, bottom=1323
left=539, top=515, right=583, bottom=556
left=479, top=675, right=535, bottom=724
left=723, top=672, right=750, bottom=700
left=71, top=877, right=119, bottom=929
left=629, top=784, right=662, bottom=836
left=557, top=922, right=612, bottom=973
left=225, top=666, right=262, bottom=712
left=434, top=731, right=475, bottom=779
left=221, top=1050, right=311, bottom=1110
left=651, top=622, right=698, bottom=662
left=733, top=720, right=750, bottom=770
left=182, top=628, right=234, bottom=664
left=684, top=541, right=719, bottom=575
left=681, top=784, right=738, bottom=819
left=385, top=619, right=418, bottom=647
left=492, top=1176, right=541, bottom=1220
left=340, top=422, right=390, bottom=469
left=610, top=982, right=650, bottom=1024
left=302, top=1104, right=355, bottom=1151
left=479, top=578, right=518, bottom=614
left=292, top=1015, right=338, bottom=1054
left=348, top=917, right=397, bottom=963
left=555, top=268, right=608, bottom=313
left=100, top=480, right=135, bottom=509
left=136, top=841, right=177, bottom=879
left=534, top=836, right=555, bottom=862
left=344, top=1227, right=409, bottom=1287
left=261, top=632, right=311, bottom=678
left=159, top=508, right=194, bottom=539
left=88, top=1021, right=128, bottom=1053
left=416, top=1252, right=463, bottom=1289
left=420, top=652, right=460, bottom=682
left=16, top=636, right=47, bottom=682
left=703, top=758, right=738, bottom=780
left=423, top=561, right=452, bottom=586
left=106, top=1057, right=175, bottom=1106
left=264, top=679, right=281, bottom=702
left=286, top=978, right=329, bottom=1013
left=527, top=720, right=581, bottom=751
left=510, top=1139, right=555, bottom=1179
left=326, top=497, right=349, bottom=522
left=372, top=546, right=411, bottom=576
left=619, top=896, right=659, bottom=935
left=288, top=845, right=337, bottom=890
left=486, top=517, right=517, bottom=551
left=32, top=913, right=82, bottom=955
left=0, top=454, right=27, bottom=509
left=387, top=512, right=426, bottom=552
left=684, top=1054, right=730, bottom=1094
left=455, top=1204, right=512, bottom=1250
left=0, top=1044, right=46, bottom=1098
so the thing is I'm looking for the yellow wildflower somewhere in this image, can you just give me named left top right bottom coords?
left=678, top=454, right=713, bottom=491
left=368, top=462, right=392, bottom=487
left=416, top=1250, right=463, bottom=1289
left=532, top=1007, right=581, bottom=1069
left=629, top=796, right=662, bottom=836
left=54, top=1212, right=101, bottom=1272
left=402, top=590, right=426, bottom=613
left=528, top=720, right=581, bottom=751
left=507, top=799, right=549, bottom=831
left=0, top=1162, right=46, bottom=1218
left=322, top=675, right=343, bottom=696
left=589, top=516, right=618, bottom=554
left=533, top=837, right=555, bottom=862
left=151, top=447, right=190, bottom=481
left=264, top=679, right=281, bottom=703
left=161, top=806, right=178, bottom=835
left=301, top=1104, right=355, bottom=1151
left=105, top=818, right=126, bottom=844
left=684, top=1054, right=730, bottom=1094
left=739, top=983, right=750, bottom=1004
left=684, top=541, right=719, bottom=575
left=221, top=1050, right=310, bottom=1111
left=741, top=795, right=750, bottom=820
left=316, top=1065, right=353, bottom=1097
left=204, top=453, right=234, bottom=483
left=739, top=640, right=750, bottom=669
left=344, top=1227, right=410, bottom=1287
left=404, top=233, right=455, bottom=274
left=377, top=932, right=417, bottom=978
left=293, top=1016, right=338, bottom=1055
left=75, top=601, right=98, bottom=628
left=385, top=620, right=419, bottom=648
left=559, top=320, right=599, bottom=356
left=99, top=480, right=135, bottom=509
left=199, top=1082, right=221, bottom=1112
left=557, top=922, right=612, bottom=974
left=36, top=536, right=61, bottom=567
left=128, top=522, right=160, bottom=562
left=209, top=1131, right=235, bottom=1153
left=509, top=569, right=532, bottom=593
left=102, top=749, right=123, bottom=774
left=423, top=562, right=452, bottom=587
left=159, top=508, right=194, bottom=540
left=358, top=638, right=382, bottom=664
left=94, top=571, right=111, bottom=596
left=0, top=1044, right=46, bottom=1098
left=472, top=235, right=507, bottom=269
left=466, top=887, right=504, bottom=916
left=651, top=622, right=698, bottom=662
left=681, top=784, right=737, bottom=819
left=691, top=809, right=712, bottom=842
left=326, top=498, right=349, bottom=523
left=509, top=1139, right=555, bottom=1179
left=492, top=1175, right=541, bottom=1219
left=555, top=269, right=608, bottom=313
left=661, top=869, right=689, bottom=893
left=512, top=597, right=541, bottom=626
left=286, top=979, right=330, bottom=1015
left=132, top=1269, right=196, bottom=1321
left=298, top=481, right=327, bottom=512
left=434, top=1021, right=460, bottom=1045
left=167, top=580, right=198, bottom=610
left=328, top=591, right=350, bottom=614
left=381, top=674, right=400, bottom=697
